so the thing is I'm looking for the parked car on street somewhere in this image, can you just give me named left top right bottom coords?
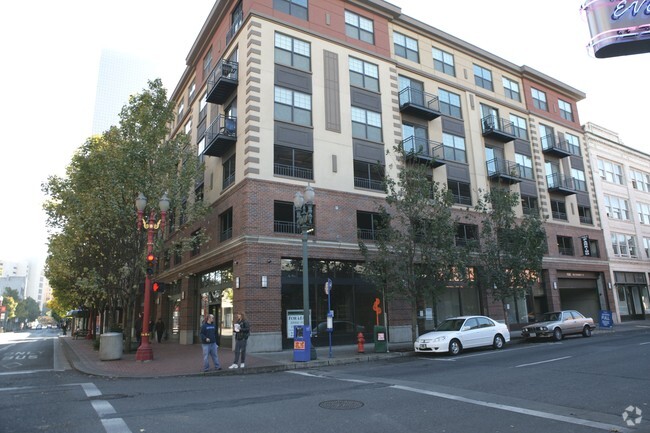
left=414, top=315, right=510, bottom=356
left=521, top=310, right=595, bottom=341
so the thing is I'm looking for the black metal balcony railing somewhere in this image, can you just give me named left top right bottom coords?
left=357, top=228, right=378, bottom=240
left=274, top=163, right=313, bottom=180
left=203, top=115, right=237, bottom=157
left=223, top=173, right=235, bottom=189
left=451, top=193, right=472, bottom=206
left=486, top=158, right=522, bottom=184
left=206, top=59, right=239, bottom=105
left=481, top=114, right=517, bottom=143
left=547, top=173, right=577, bottom=196
left=398, top=87, right=441, bottom=120
left=354, top=177, right=385, bottom=191
left=219, top=228, right=233, bottom=242
left=402, top=136, right=446, bottom=167
left=541, top=134, right=571, bottom=158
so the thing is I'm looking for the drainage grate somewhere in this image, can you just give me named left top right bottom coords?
left=319, top=400, right=364, bottom=410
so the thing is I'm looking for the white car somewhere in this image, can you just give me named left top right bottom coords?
left=414, top=315, right=510, bottom=355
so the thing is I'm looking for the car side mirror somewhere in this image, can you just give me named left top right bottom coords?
left=461, top=326, right=471, bottom=331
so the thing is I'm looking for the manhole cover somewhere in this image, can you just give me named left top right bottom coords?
left=319, top=400, right=364, bottom=410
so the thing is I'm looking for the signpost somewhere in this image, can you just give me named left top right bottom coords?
left=325, top=278, right=333, bottom=358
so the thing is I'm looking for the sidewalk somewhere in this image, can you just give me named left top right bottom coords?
left=58, top=320, right=648, bottom=378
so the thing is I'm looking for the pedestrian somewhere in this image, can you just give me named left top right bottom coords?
left=200, top=314, right=221, bottom=372
left=155, top=318, right=166, bottom=343
left=148, top=320, right=154, bottom=344
left=135, top=312, right=143, bottom=346
left=229, top=311, right=250, bottom=369
left=61, top=321, right=68, bottom=336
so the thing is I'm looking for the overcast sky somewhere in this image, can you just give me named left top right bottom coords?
left=1, top=0, right=648, bottom=264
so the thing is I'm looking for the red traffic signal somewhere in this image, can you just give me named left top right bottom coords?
left=153, top=282, right=160, bottom=292
left=146, top=254, right=156, bottom=276
left=152, top=282, right=165, bottom=293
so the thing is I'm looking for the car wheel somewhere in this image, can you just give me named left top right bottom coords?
left=553, top=327, right=563, bottom=341
left=448, top=339, right=462, bottom=356
left=493, top=334, right=505, bottom=349
left=582, top=326, right=592, bottom=337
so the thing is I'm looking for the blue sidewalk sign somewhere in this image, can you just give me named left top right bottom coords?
left=599, top=310, right=613, bottom=329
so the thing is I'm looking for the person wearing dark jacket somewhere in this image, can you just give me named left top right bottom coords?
left=155, top=318, right=166, bottom=343
left=229, top=312, right=250, bottom=369
left=200, top=314, right=221, bottom=372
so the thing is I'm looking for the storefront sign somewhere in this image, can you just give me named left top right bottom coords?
left=286, top=309, right=311, bottom=339
left=583, top=0, right=650, bottom=58
left=580, top=235, right=591, bottom=256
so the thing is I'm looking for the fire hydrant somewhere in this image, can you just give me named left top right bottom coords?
left=357, top=332, right=365, bottom=353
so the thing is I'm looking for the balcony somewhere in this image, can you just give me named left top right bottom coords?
left=540, top=134, right=571, bottom=158
left=486, top=158, right=522, bottom=184
left=481, top=115, right=517, bottom=143
left=398, top=87, right=441, bottom=120
left=402, top=136, right=446, bottom=168
left=206, top=59, right=239, bottom=105
left=546, top=173, right=577, bottom=196
left=202, top=115, right=237, bottom=157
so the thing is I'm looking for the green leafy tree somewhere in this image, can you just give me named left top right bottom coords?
left=1, top=290, right=19, bottom=330
left=15, top=297, right=40, bottom=323
left=474, top=188, right=546, bottom=324
left=360, top=155, right=468, bottom=341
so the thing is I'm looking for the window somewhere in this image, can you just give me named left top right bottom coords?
left=174, top=243, right=183, bottom=266
left=588, top=239, right=600, bottom=257
left=274, top=86, right=312, bottom=126
left=502, top=77, right=520, bottom=101
left=203, top=49, right=213, bottom=78
left=349, top=57, right=379, bottom=92
left=438, top=89, right=462, bottom=118
left=274, top=201, right=300, bottom=234
left=442, top=133, right=466, bottom=163
left=357, top=211, right=384, bottom=240
left=432, top=47, right=455, bottom=76
left=631, top=169, right=650, bottom=192
left=558, top=99, right=574, bottom=121
left=638, top=202, right=650, bottom=224
left=578, top=205, right=593, bottom=224
left=177, top=101, right=184, bottom=119
left=521, top=195, right=538, bottom=215
left=473, top=64, right=493, bottom=91
left=611, top=232, right=637, bottom=258
left=538, top=123, right=555, bottom=150
left=510, top=114, right=528, bottom=140
left=219, top=208, right=233, bottom=241
left=565, top=133, right=581, bottom=155
left=571, top=168, right=587, bottom=191
left=557, top=236, right=574, bottom=256
left=605, top=195, right=630, bottom=220
left=551, top=199, right=567, bottom=220
left=398, top=75, right=426, bottom=107
left=515, top=153, right=534, bottom=179
left=354, top=160, right=384, bottom=191
left=188, top=82, right=196, bottom=101
left=448, top=180, right=471, bottom=205
left=222, top=154, right=236, bottom=189
left=351, top=107, right=382, bottom=142
left=531, top=87, right=548, bottom=111
left=345, top=10, right=374, bottom=44
left=199, top=91, right=208, bottom=119
left=597, top=159, right=624, bottom=184
left=456, top=224, right=478, bottom=246
left=273, top=0, right=308, bottom=20
left=275, top=33, right=310, bottom=71
left=274, top=145, right=313, bottom=180
left=402, top=123, right=429, bottom=154
left=190, top=230, right=201, bottom=257
left=393, top=32, right=419, bottom=62
left=644, top=237, right=650, bottom=258
left=195, top=181, right=204, bottom=204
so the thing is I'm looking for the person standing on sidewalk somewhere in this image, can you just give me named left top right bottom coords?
left=229, top=312, right=250, bottom=369
left=155, top=318, right=166, bottom=343
left=200, top=314, right=221, bottom=372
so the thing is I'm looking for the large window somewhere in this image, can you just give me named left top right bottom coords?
left=539, top=123, right=555, bottom=150
left=565, top=133, right=581, bottom=155
left=448, top=180, right=471, bottom=205
left=521, top=195, right=538, bottom=215
left=557, top=236, right=574, bottom=256
left=510, top=114, right=528, bottom=140
left=349, top=57, right=379, bottom=92
left=531, top=87, right=548, bottom=111
left=637, top=202, right=650, bottom=224
left=605, top=195, right=630, bottom=220
left=473, top=64, right=493, bottom=91
left=515, top=153, right=534, bottom=179
left=558, top=99, right=574, bottom=121
left=579, top=205, right=593, bottom=224
left=442, top=133, right=466, bottom=163
left=274, top=145, right=313, bottom=180
left=275, top=86, right=312, bottom=126
left=393, top=32, right=419, bottom=62
left=551, top=199, right=567, bottom=220
left=438, top=89, right=462, bottom=118
left=273, top=0, right=308, bottom=20
left=455, top=224, right=478, bottom=246
left=357, top=211, right=384, bottom=240
left=219, top=208, right=233, bottom=241
left=432, top=47, right=455, bottom=76
left=275, top=33, right=311, bottom=71
left=611, top=232, right=637, bottom=258
left=351, top=107, right=382, bottom=142
left=644, top=237, right=650, bottom=258
left=345, top=10, right=374, bottom=44
left=274, top=201, right=313, bottom=234
left=222, top=154, right=236, bottom=190
left=571, top=168, right=587, bottom=192
left=631, top=169, right=650, bottom=192
left=502, top=77, right=521, bottom=101
left=354, top=160, right=384, bottom=191
left=597, top=159, right=624, bottom=184
left=203, top=49, right=213, bottom=78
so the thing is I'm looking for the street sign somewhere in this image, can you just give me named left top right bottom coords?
left=599, top=310, right=613, bottom=329
left=324, top=278, right=332, bottom=295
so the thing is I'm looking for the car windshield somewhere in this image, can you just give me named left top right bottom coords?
left=436, top=319, right=465, bottom=332
left=540, top=312, right=561, bottom=322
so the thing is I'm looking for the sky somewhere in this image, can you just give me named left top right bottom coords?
left=1, top=0, right=649, bottom=265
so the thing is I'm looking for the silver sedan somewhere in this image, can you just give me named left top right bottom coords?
left=521, top=310, right=595, bottom=341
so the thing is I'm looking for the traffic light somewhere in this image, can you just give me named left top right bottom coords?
left=146, top=253, right=156, bottom=276
left=152, top=282, right=165, bottom=293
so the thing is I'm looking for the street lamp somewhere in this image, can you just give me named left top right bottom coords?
left=293, top=184, right=317, bottom=360
left=134, top=192, right=170, bottom=362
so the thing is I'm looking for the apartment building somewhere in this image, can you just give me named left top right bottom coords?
left=584, top=122, right=650, bottom=322
left=154, top=0, right=615, bottom=352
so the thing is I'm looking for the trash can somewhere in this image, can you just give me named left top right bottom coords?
left=374, top=325, right=387, bottom=353
left=99, top=332, right=123, bottom=361
left=293, top=325, right=312, bottom=362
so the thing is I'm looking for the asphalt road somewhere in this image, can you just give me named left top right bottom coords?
left=1, top=327, right=648, bottom=433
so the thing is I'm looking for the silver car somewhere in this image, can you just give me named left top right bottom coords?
left=521, top=310, right=595, bottom=341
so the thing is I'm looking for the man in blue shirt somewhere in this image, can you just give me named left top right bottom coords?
left=200, top=314, right=221, bottom=372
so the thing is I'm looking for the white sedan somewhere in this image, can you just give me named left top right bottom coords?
left=414, top=315, right=510, bottom=355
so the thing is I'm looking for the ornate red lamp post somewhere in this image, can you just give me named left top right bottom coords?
left=134, top=192, right=170, bottom=362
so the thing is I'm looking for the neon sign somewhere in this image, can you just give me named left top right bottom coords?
left=583, top=0, right=650, bottom=58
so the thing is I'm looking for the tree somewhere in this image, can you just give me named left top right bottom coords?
left=15, top=297, right=40, bottom=324
left=360, top=154, right=467, bottom=341
left=474, top=188, right=546, bottom=324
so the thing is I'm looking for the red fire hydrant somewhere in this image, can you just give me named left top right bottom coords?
left=357, top=332, right=365, bottom=353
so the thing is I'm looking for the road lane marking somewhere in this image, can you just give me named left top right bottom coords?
left=515, top=356, right=572, bottom=368
left=639, top=342, right=650, bottom=346
left=76, top=382, right=132, bottom=433
left=392, top=384, right=631, bottom=432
